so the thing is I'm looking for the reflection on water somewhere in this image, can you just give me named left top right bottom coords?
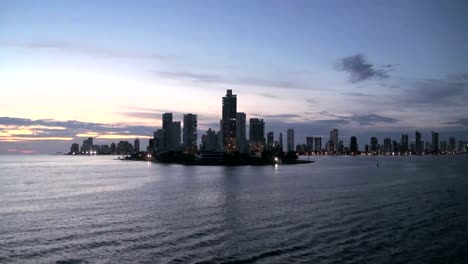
left=1, top=155, right=468, bottom=263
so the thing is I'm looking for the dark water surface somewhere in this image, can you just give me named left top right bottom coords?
left=1, top=155, right=468, bottom=264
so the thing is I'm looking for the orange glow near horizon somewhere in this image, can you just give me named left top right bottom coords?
left=0, top=136, right=74, bottom=142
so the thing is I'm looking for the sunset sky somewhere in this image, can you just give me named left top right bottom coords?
left=1, top=0, right=468, bottom=153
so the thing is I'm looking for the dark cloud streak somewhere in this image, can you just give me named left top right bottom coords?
left=336, top=54, right=393, bottom=83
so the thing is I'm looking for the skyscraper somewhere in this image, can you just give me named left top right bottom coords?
left=370, top=137, right=378, bottom=153
left=202, top=128, right=217, bottom=151
left=440, top=141, right=447, bottom=152
left=81, top=137, right=93, bottom=153
left=306, top=137, right=314, bottom=152
left=267, top=131, right=274, bottom=151
left=330, top=128, right=338, bottom=152
left=458, top=140, right=465, bottom=152
left=222, top=89, right=237, bottom=153
left=167, top=121, right=181, bottom=151
left=70, top=143, right=79, bottom=154
left=236, top=112, right=247, bottom=153
left=314, top=137, right=322, bottom=153
left=431, top=131, right=439, bottom=154
left=393, top=140, right=399, bottom=153
left=383, top=138, right=392, bottom=153
left=162, top=113, right=173, bottom=130
left=415, top=131, right=422, bottom=154
left=154, top=129, right=166, bottom=152
left=279, top=132, right=283, bottom=151
left=400, top=134, right=409, bottom=154
left=183, top=114, right=197, bottom=153
left=349, top=136, right=358, bottom=154
left=449, top=136, right=456, bottom=152
left=287, top=129, right=294, bottom=152
left=134, top=138, right=140, bottom=153
left=249, top=118, right=265, bottom=155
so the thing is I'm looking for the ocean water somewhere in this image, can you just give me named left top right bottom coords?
left=1, top=154, right=468, bottom=264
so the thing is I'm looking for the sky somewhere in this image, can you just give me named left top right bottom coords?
left=1, top=0, right=468, bottom=154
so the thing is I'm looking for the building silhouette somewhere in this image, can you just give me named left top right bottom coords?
left=81, top=137, right=93, bottom=153
left=147, top=139, right=154, bottom=153
left=222, top=89, right=237, bottom=153
left=383, top=138, right=392, bottom=153
left=279, top=132, right=283, bottom=152
left=70, top=143, right=79, bottom=154
left=370, top=137, right=378, bottom=153
left=457, top=140, right=465, bottom=152
left=449, top=136, right=456, bottom=152
left=236, top=112, right=247, bottom=153
left=154, top=113, right=182, bottom=152
left=314, top=137, right=322, bottom=153
left=183, top=113, right=198, bottom=153
left=168, top=121, right=181, bottom=151
left=134, top=138, right=140, bottom=153
left=431, top=131, right=439, bottom=154
left=306, top=137, right=314, bottom=152
left=350, top=136, right=358, bottom=153
left=393, top=140, right=399, bottom=153
left=249, top=118, right=265, bottom=155
left=330, top=128, right=338, bottom=152
left=400, top=134, right=409, bottom=153
left=201, top=128, right=217, bottom=151
left=267, top=131, right=274, bottom=151
left=287, top=129, right=295, bottom=152
left=415, top=131, right=422, bottom=154
left=110, top=142, right=116, bottom=154
left=154, top=129, right=166, bottom=152
left=440, top=141, right=448, bottom=152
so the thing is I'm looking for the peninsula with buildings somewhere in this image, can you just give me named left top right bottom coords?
left=67, top=89, right=468, bottom=165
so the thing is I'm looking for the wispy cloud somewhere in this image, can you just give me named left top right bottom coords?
left=256, top=92, right=278, bottom=99
left=0, top=41, right=166, bottom=60
left=250, top=113, right=302, bottom=119
left=117, top=106, right=219, bottom=122
left=314, top=111, right=399, bottom=126
left=341, top=92, right=375, bottom=97
left=443, top=118, right=468, bottom=127
left=0, top=117, right=155, bottom=142
left=336, top=54, right=393, bottom=83
left=155, top=70, right=309, bottom=90
left=402, top=75, right=468, bottom=106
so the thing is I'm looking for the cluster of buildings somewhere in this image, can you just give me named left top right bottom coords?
left=294, top=131, right=467, bottom=156
left=147, top=89, right=467, bottom=157
left=68, top=137, right=140, bottom=155
left=68, top=89, right=467, bottom=157
left=147, top=90, right=294, bottom=157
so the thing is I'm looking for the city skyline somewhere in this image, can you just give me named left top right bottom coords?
left=63, top=88, right=468, bottom=156
left=1, top=0, right=468, bottom=154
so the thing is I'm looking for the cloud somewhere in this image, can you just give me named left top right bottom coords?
left=250, top=113, right=302, bottom=119
left=347, top=114, right=399, bottom=126
left=313, top=111, right=398, bottom=126
left=0, top=117, right=155, bottom=142
left=157, top=71, right=224, bottom=83
left=155, top=70, right=308, bottom=90
left=402, top=76, right=467, bottom=106
left=443, top=118, right=468, bottom=127
left=0, top=41, right=166, bottom=60
left=256, top=92, right=278, bottom=99
left=117, top=106, right=219, bottom=122
left=341, top=92, right=375, bottom=97
left=305, top=98, right=318, bottom=104
left=336, top=54, right=392, bottom=83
